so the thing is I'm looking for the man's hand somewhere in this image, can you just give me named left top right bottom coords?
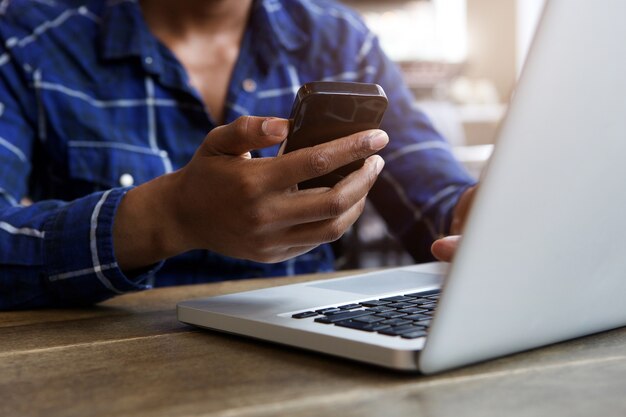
left=431, top=235, right=461, bottom=263
left=113, top=116, right=388, bottom=271
left=430, top=185, right=477, bottom=262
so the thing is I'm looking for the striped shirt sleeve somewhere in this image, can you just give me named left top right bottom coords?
left=357, top=33, right=477, bottom=260
left=0, top=43, right=160, bottom=310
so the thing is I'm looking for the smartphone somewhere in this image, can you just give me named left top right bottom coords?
left=278, top=81, right=388, bottom=189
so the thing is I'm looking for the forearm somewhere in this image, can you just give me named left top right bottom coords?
left=0, top=190, right=158, bottom=310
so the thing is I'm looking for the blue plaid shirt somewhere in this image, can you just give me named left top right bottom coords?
left=0, top=0, right=475, bottom=309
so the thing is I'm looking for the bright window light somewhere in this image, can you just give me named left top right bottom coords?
left=361, top=0, right=467, bottom=62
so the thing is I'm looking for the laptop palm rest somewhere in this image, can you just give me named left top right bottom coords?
left=307, top=269, right=442, bottom=295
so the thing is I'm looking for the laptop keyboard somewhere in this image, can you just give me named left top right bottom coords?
left=291, top=289, right=440, bottom=339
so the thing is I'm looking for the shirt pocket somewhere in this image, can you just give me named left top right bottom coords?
left=67, top=144, right=169, bottom=191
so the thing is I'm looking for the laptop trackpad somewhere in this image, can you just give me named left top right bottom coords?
left=308, top=270, right=443, bottom=295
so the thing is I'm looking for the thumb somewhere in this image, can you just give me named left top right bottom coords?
left=201, top=116, right=289, bottom=156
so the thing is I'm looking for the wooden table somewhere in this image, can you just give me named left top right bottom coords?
left=2, top=271, right=626, bottom=417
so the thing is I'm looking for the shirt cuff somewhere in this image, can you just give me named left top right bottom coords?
left=43, top=187, right=164, bottom=305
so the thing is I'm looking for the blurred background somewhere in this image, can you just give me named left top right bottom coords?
left=336, top=0, right=546, bottom=269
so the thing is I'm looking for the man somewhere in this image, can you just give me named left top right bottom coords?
left=0, top=0, right=475, bottom=309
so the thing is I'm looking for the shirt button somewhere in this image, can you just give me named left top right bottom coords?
left=242, top=78, right=257, bottom=93
left=144, top=56, right=153, bottom=65
left=119, top=173, right=135, bottom=187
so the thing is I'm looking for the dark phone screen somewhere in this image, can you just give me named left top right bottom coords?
left=283, top=90, right=387, bottom=189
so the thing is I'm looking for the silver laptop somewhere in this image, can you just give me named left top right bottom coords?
left=177, top=0, right=626, bottom=373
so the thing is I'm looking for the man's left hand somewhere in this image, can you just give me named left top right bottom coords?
left=430, top=185, right=477, bottom=262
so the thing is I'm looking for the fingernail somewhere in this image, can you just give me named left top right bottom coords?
left=366, top=130, right=389, bottom=151
left=262, top=118, right=288, bottom=137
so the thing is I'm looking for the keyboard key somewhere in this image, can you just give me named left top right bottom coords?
left=365, top=306, right=396, bottom=313
left=359, top=300, right=391, bottom=307
left=380, top=295, right=416, bottom=302
left=292, top=311, right=319, bottom=319
left=419, top=303, right=438, bottom=310
left=411, top=298, right=435, bottom=305
left=315, top=310, right=374, bottom=323
left=414, top=319, right=432, bottom=327
left=398, top=307, right=428, bottom=314
left=401, top=330, right=428, bottom=339
left=338, top=303, right=362, bottom=310
left=316, top=307, right=342, bottom=315
left=378, top=324, right=425, bottom=336
left=381, top=318, right=412, bottom=326
left=364, top=323, right=392, bottom=331
left=375, top=311, right=407, bottom=319
left=404, top=289, right=441, bottom=297
left=386, top=302, right=416, bottom=309
left=353, top=315, right=386, bottom=324
left=325, top=309, right=353, bottom=316
left=314, top=316, right=333, bottom=324
left=335, top=320, right=376, bottom=332
left=403, top=314, right=431, bottom=321
left=336, top=320, right=392, bottom=332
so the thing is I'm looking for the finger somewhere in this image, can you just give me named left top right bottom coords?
left=201, top=116, right=289, bottom=156
left=431, top=235, right=461, bottom=262
left=246, top=193, right=366, bottom=258
left=280, top=195, right=367, bottom=247
left=267, top=245, right=321, bottom=264
left=261, top=156, right=384, bottom=229
left=267, top=129, right=388, bottom=189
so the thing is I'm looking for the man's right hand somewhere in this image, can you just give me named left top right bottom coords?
left=113, top=116, right=388, bottom=271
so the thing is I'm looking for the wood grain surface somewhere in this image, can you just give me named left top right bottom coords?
left=2, top=271, right=626, bottom=417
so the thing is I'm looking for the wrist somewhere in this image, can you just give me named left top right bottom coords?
left=113, top=171, right=190, bottom=271
left=450, top=185, right=477, bottom=235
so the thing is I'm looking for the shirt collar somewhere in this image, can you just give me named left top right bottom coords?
left=98, top=0, right=159, bottom=63
left=254, top=0, right=308, bottom=51
left=98, top=0, right=309, bottom=69
left=247, top=0, right=309, bottom=74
